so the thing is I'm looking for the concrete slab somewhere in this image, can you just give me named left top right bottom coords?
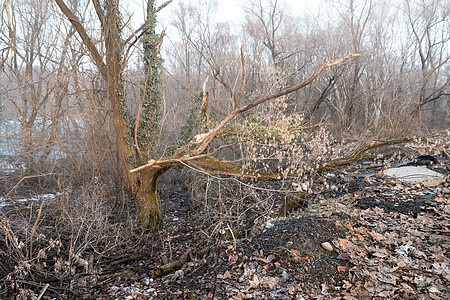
left=384, top=166, right=444, bottom=186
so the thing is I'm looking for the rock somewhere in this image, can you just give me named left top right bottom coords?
left=279, top=268, right=289, bottom=279
left=384, top=166, right=444, bottom=186
left=429, top=286, right=440, bottom=294
left=321, top=242, right=333, bottom=251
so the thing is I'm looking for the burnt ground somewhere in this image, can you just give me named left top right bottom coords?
left=82, top=161, right=449, bottom=300
left=1, top=155, right=449, bottom=299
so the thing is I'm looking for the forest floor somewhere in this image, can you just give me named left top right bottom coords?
left=85, top=157, right=449, bottom=300
left=1, top=152, right=449, bottom=299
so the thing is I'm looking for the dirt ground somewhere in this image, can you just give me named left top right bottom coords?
left=82, top=157, right=449, bottom=300
left=1, top=153, right=449, bottom=299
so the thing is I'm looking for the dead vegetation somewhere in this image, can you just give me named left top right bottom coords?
left=0, top=130, right=448, bottom=299
left=0, top=0, right=449, bottom=298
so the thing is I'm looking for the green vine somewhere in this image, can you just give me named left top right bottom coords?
left=220, top=114, right=305, bottom=145
left=138, top=0, right=164, bottom=161
left=180, top=93, right=209, bottom=142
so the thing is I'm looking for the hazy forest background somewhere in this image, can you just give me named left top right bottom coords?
left=1, top=0, right=448, bottom=177
left=0, top=0, right=448, bottom=297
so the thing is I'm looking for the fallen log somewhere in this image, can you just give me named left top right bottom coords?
left=131, top=129, right=449, bottom=180
left=154, top=256, right=190, bottom=276
left=316, top=129, right=449, bottom=171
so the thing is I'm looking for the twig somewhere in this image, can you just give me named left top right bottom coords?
left=1, top=174, right=55, bottom=199
left=54, top=0, right=107, bottom=76
left=227, top=225, right=237, bottom=251
left=55, top=132, right=80, bottom=170
left=36, top=283, right=49, bottom=300
left=236, top=45, right=246, bottom=108
left=212, top=179, right=227, bottom=299
left=30, top=201, right=45, bottom=258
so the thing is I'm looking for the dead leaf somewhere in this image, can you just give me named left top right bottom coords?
left=372, top=252, right=387, bottom=258
left=261, top=276, right=279, bottom=289
left=339, top=237, right=351, bottom=244
left=342, top=280, right=353, bottom=289
left=368, top=230, right=385, bottom=241
left=217, top=270, right=232, bottom=279
left=392, top=265, right=400, bottom=272
left=337, top=253, right=351, bottom=260
left=257, top=255, right=273, bottom=264
left=287, top=284, right=297, bottom=295
left=249, top=274, right=260, bottom=288
left=290, top=249, right=309, bottom=260
left=338, top=266, right=348, bottom=272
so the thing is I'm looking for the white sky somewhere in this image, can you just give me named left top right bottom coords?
left=213, top=0, right=319, bottom=23
left=128, top=0, right=320, bottom=30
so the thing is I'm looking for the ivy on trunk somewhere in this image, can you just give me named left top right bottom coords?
left=55, top=0, right=168, bottom=229
left=54, top=0, right=358, bottom=230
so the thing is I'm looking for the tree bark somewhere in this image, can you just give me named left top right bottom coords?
left=55, top=0, right=358, bottom=230
left=55, top=0, right=164, bottom=229
left=133, top=168, right=165, bottom=229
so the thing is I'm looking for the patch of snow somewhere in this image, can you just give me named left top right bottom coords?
left=0, top=192, right=62, bottom=208
left=384, top=166, right=444, bottom=185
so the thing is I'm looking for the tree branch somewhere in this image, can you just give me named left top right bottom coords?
left=54, top=0, right=107, bottom=76
left=132, top=128, right=449, bottom=180
left=192, top=53, right=360, bottom=156
left=123, top=13, right=156, bottom=46
left=236, top=45, right=246, bottom=108
left=188, top=156, right=283, bottom=180
left=92, top=0, right=106, bottom=29
left=316, top=129, right=449, bottom=170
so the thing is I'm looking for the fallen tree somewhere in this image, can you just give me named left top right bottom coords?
left=315, top=129, right=450, bottom=171
left=55, top=0, right=359, bottom=229
left=133, top=126, right=449, bottom=181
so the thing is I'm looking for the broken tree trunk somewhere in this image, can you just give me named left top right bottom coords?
left=132, top=129, right=449, bottom=181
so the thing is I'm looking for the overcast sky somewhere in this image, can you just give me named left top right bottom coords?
left=128, top=0, right=321, bottom=30
left=213, top=0, right=319, bottom=23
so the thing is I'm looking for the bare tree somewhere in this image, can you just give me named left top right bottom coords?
left=404, top=0, right=449, bottom=126
left=243, top=0, right=288, bottom=68
left=0, top=0, right=83, bottom=172
left=54, top=0, right=357, bottom=229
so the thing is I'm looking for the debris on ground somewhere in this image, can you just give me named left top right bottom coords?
left=384, top=166, right=444, bottom=186
left=89, top=153, right=449, bottom=299
left=2, top=152, right=449, bottom=299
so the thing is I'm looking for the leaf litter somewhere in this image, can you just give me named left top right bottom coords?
left=89, top=156, right=448, bottom=299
